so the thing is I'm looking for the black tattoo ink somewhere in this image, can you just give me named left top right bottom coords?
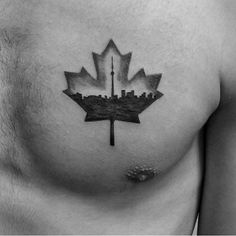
left=126, top=165, right=158, bottom=183
left=63, top=40, right=163, bottom=146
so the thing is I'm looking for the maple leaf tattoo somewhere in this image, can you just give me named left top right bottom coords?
left=63, top=40, right=163, bottom=146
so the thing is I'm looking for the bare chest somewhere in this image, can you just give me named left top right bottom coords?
left=11, top=0, right=220, bottom=195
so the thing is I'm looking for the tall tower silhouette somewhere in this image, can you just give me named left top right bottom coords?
left=111, top=56, right=114, bottom=98
left=110, top=57, right=115, bottom=146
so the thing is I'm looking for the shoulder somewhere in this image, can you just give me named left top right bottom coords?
left=207, top=0, right=236, bottom=106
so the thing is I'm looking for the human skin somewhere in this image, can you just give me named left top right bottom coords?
left=198, top=1, right=236, bottom=234
left=0, top=0, right=236, bottom=234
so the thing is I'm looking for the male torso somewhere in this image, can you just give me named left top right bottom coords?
left=0, top=0, right=224, bottom=234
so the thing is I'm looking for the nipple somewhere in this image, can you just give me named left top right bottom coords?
left=126, top=165, right=158, bottom=183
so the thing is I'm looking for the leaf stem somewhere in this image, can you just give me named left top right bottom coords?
left=110, top=118, right=115, bottom=146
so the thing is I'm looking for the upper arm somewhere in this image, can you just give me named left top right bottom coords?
left=198, top=102, right=236, bottom=234
left=198, top=1, right=236, bottom=234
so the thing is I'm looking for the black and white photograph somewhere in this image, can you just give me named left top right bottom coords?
left=0, top=0, right=236, bottom=235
